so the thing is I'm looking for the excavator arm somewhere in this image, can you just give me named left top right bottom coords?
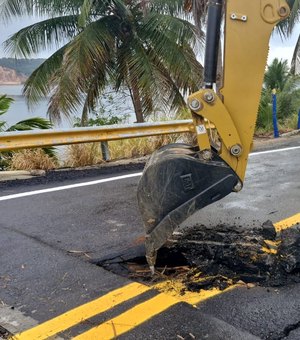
left=137, top=0, right=290, bottom=272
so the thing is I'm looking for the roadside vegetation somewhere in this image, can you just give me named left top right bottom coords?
left=256, top=58, right=300, bottom=134
left=1, top=0, right=203, bottom=125
left=0, top=1, right=300, bottom=169
left=0, top=95, right=57, bottom=170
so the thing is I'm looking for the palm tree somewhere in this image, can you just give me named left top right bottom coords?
left=1, top=0, right=203, bottom=125
left=264, top=58, right=290, bottom=91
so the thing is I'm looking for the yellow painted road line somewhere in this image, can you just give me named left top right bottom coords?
left=262, top=213, right=300, bottom=254
left=153, top=280, right=235, bottom=306
left=13, top=282, right=150, bottom=340
left=74, top=283, right=235, bottom=340
left=73, top=293, right=178, bottom=340
left=274, top=213, right=300, bottom=232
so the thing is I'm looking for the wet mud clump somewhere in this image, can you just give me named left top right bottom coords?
left=97, top=221, right=300, bottom=292
left=174, top=221, right=300, bottom=288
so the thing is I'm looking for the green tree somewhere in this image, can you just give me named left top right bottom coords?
left=257, top=59, right=300, bottom=130
left=1, top=0, right=202, bottom=125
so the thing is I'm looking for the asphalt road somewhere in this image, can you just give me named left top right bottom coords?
left=0, top=137, right=300, bottom=339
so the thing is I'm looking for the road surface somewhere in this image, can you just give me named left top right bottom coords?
left=0, top=137, right=300, bottom=339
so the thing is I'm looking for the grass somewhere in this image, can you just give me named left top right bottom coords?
left=10, top=149, right=58, bottom=171
left=64, top=143, right=103, bottom=167
left=62, top=134, right=192, bottom=168
left=109, top=134, right=190, bottom=159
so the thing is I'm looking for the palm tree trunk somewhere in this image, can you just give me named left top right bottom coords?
left=128, top=71, right=144, bottom=123
left=81, top=108, right=89, bottom=127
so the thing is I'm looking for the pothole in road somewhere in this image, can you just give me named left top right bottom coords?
left=95, top=221, right=300, bottom=293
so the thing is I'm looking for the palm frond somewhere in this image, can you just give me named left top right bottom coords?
left=143, top=12, right=202, bottom=54
left=140, top=13, right=202, bottom=82
left=47, top=69, right=83, bottom=124
left=291, top=34, right=300, bottom=74
left=1, top=0, right=84, bottom=19
left=79, top=0, right=94, bottom=27
left=80, top=64, right=109, bottom=126
left=6, top=117, right=53, bottom=131
left=64, top=16, right=116, bottom=77
left=282, top=74, right=300, bottom=92
left=47, top=17, right=116, bottom=123
left=4, top=15, right=79, bottom=58
left=0, top=121, right=7, bottom=132
left=287, top=0, right=300, bottom=34
left=0, top=95, right=14, bottom=116
left=276, top=0, right=300, bottom=36
left=147, top=0, right=187, bottom=16
left=23, top=44, right=69, bottom=106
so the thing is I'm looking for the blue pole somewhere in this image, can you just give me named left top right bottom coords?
left=272, top=89, right=279, bottom=138
left=298, top=109, right=300, bottom=130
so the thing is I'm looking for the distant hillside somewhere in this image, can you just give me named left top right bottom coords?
left=0, top=58, right=45, bottom=76
left=0, top=66, right=27, bottom=85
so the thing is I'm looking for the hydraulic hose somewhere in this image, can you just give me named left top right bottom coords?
left=204, top=0, right=223, bottom=89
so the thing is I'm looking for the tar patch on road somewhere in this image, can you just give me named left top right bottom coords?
left=96, top=221, right=300, bottom=293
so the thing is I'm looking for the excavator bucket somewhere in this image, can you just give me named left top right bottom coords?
left=137, top=143, right=239, bottom=268
left=137, top=0, right=231, bottom=269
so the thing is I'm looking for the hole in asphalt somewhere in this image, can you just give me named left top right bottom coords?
left=95, top=221, right=300, bottom=292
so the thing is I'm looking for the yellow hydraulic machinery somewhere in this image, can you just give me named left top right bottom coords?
left=137, top=0, right=290, bottom=272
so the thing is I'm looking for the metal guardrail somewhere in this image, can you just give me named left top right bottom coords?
left=0, top=120, right=195, bottom=152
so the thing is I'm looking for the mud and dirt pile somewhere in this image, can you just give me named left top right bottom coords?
left=171, top=221, right=300, bottom=288
left=98, top=221, right=300, bottom=291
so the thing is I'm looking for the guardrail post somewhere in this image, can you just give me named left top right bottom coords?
left=101, top=141, right=111, bottom=161
left=272, top=89, right=279, bottom=138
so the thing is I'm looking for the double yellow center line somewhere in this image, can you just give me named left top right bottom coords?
left=13, top=212, right=300, bottom=340
left=13, top=282, right=150, bottom=340
left=13, top=282, right=227, bottom=339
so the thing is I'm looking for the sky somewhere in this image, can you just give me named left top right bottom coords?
left=0, top=15, right=299, bottom=66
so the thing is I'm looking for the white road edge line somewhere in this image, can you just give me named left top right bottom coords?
left=0, top=173, right=143, bottom=201
left=250, top=145, right=300, bottom=156
left=0, top=145, right=299, bottom=202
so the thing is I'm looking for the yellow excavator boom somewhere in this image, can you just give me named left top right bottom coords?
left=189, top=0, right=290, bottom=183
left=137, top=0, right=290, bottom=271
